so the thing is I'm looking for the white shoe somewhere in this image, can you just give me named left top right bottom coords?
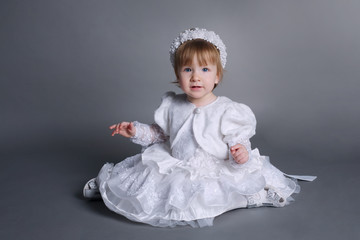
left=246, top=192, right=263, bottom=208
left=83, top=178, right=101, bottom=199
left=246, top=187, right=286, bottom=208
left=263, top=187, right=286, bottom=207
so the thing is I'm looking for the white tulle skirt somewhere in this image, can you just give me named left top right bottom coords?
left=96, top=143, right=300, bottom=228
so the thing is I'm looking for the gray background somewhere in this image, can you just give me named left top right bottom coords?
left=1, top=0, right=359, bottom=239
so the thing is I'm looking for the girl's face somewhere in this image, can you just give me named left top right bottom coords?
left=178, top=55, right=219, bottom=107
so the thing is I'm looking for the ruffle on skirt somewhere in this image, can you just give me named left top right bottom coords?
left=97, top=143, right=300, bottom=228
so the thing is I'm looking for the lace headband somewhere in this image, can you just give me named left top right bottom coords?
left=169, top=28, right=227, bottom=68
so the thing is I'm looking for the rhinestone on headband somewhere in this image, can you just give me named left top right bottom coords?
left=169, top=28, right=227, bottom=68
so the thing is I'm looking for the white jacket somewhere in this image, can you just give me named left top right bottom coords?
left=154, top=92, right=256, bottom=160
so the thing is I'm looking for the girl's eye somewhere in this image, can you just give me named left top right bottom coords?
left=184, top=68, right=191, bottom=72
left=202, top=68, right=209, bottom=72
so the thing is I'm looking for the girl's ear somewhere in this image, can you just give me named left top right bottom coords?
left=215, top=74, right=220, bottom=84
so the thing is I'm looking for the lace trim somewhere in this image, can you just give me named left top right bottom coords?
left=130, top=121, right=168, bottom=147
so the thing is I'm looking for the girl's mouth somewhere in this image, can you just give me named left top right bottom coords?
left=191, top=86, right=202, bottom=88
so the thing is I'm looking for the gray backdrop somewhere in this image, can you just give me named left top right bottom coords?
left=1, top=0, right=359, bottom=239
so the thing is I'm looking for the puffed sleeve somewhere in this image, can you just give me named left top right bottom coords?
left=154, top=91, right=176, bottom=135
left=221, top=102, right=256, bottom=151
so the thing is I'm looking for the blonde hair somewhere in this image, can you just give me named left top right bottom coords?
left=173, top=39, right=224, bottom=86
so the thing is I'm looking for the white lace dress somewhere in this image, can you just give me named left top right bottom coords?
left=96, top=92, right=314, bottom=228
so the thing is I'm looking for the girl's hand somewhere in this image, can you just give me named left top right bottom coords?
left=109, top=122, right=136, bottom=138
left=230, top=144, right=249, bottom=164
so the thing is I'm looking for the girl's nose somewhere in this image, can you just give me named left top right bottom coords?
left=191, top=71, right=200, bottom=81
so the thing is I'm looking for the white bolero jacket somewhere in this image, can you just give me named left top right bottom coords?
left=154, top=92, right=257, bottom=160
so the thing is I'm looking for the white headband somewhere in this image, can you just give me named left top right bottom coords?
left=169, top=28, right=227, bottom=68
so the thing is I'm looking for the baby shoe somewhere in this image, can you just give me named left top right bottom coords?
left=246, top=191, right=264, bottom=208
left=262, top=187, right=286, bottom=207
left=83, top=178, right=101, bottom=199
left=246, top=187, right=286, bottom=208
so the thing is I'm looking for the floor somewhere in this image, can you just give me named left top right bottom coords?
left=1, top=138, right=359, bottom=240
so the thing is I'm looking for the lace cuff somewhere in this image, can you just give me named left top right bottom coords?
left=130, top=121, right=168, bottom=147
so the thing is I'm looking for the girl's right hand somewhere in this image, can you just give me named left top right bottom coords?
left=109, top=122, right=136, bottom=138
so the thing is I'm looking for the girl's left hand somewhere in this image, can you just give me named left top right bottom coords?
left=230, top=144, right=249, bottom=164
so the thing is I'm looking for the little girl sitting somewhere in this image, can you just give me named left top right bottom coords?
left=83, top=28, right=316, bottom=228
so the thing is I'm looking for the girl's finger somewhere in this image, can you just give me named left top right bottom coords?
left=233, top=151, right=241, bottom=158
left=240, top=154, right=249, bottom=162
left=119, top=124, right=127, bottom=132
left=230, top=145, right=238, bottom=151
left=235, top=157, right=242, bottom=164
left=234, top=149, right=245, bottom=157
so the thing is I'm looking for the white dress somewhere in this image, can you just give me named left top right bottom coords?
left=96, top=92, right=315, bottom=228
